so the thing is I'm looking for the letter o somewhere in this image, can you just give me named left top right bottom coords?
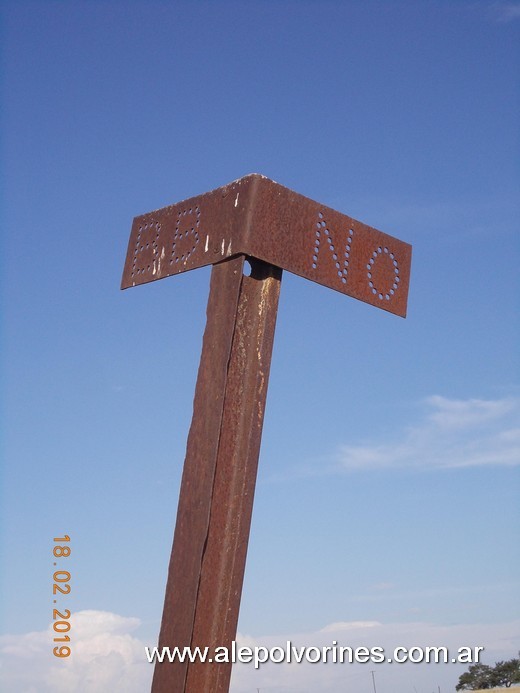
left=270, top=647, right=285, bottom=663
left=408, top=647, right=424, bottom=663
left=305, top=647, right=321, bottom=663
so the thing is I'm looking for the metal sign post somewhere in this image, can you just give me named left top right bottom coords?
left=121, top=174, right=412, bottom=693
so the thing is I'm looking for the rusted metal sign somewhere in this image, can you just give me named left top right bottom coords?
left=121, top=174, right=411, bottom=693
left=122, top=173, right=411, bottom=316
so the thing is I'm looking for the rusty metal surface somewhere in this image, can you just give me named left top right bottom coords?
left=123, top=175, right=413, bottom=692
left=151, top=255, right=245, bottom=692
left=186, top=258, right=282, bottom=692
left=122, top=173, right=411, bottom=317
left=151, top=256, right=282, bottom=693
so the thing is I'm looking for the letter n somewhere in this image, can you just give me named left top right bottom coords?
left=312, top=211, right=353, bottom=286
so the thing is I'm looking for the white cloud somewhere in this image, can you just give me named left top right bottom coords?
left=426, top=395, right=516, bottom=429
left=320, top=621, right=381, bottom=633
left=0, top=611, right=152, bottom=693
left=338, top=396, right=520, bottom=472
left=494, top=2, right=520, bottom=22
left=371, top=582, right=395, bottom=592
left=231, top=619, right=520, bottom=693
left=2, top=611, right=519, bottom=693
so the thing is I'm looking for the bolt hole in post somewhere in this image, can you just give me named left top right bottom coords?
left=243, top=256, right=272, bottom=280
left=243, top=258, right=253, bottom=276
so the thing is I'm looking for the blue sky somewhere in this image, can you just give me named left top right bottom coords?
left=1, top=1, right=519, bottom=691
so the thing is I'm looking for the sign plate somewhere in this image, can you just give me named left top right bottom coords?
left=122, top=174, right=411, bottom=317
